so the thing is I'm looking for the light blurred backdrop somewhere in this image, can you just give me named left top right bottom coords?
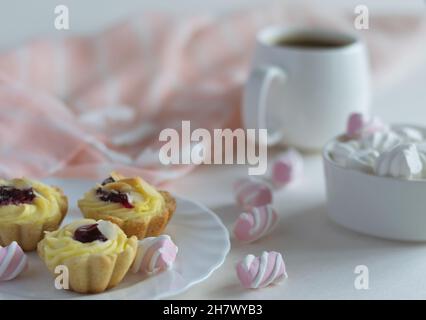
left=0, top=0, right=423, bottom=48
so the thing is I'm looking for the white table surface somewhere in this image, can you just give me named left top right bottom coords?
left=167, top=58, right=426, bottom=300
left=1, top=0, right=426, bottom=300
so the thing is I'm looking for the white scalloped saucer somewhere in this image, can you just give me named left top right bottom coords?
left=0, top=178, right=230, bottom=299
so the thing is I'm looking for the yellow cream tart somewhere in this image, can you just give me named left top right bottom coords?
left=37, top=218, right=137, bottom=294
left=0, top=178, right=68, bottom=251
left=78, top=172, right=176, bottom=239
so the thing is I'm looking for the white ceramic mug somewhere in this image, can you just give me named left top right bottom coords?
left=243, top=26, right=370, bottom=150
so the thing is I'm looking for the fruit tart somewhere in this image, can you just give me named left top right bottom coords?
left=0, top=178, right=68, bottom=251
left=78, top=172, right=176, bottom=239
left=37, top=218, right=137, bottom=294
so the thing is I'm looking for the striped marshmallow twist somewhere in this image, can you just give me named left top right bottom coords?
left=236, top=251, right=287, bottom=289
left=131, top=235, right=178, bottom=275
left=271, top=148, right=303, bottom=188
left=234, top=177, right=272, bottom=210
left=346, top=112, right=386, bottom=139
left=0, top=241, right=28, bottom=281
left=233, top=205, right=279, bottom=243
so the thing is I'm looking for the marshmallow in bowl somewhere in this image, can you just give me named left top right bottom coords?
left=374, top=143, right=423, bottom=179
left=346, top=112, right=387, bottom=139
left=329, top=140, right=360, bottom=166
left=393, top=127, right=423, bottom=143
left=412, top=143, right=426, bottom=176
left=329, top=114, right=426, bottom=180
left=360, top=131, right=402, bottom=153
left=346, top=149, right=380, bottom=173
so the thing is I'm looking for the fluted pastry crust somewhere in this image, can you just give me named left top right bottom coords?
left=37, top=219, right=137, bottom=294
left=84, top=191, right=175, bottom=239
left=64, top=238, right=137, bottom=293
left=0, top=184, right=68, bottom=251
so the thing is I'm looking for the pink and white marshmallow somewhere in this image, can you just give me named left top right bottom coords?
left=131, top=235, right=178, bottom=275
left=0, top=241, right=28, bottom=281
left=236, top=251, right=287, bottom=289
left=271, top=149, right=303, bottom=188
left=346, top=112, right=387, bottom=139
left=233, top=205, right=279, bottom=243
left=234, top=177, right=273, bottom=210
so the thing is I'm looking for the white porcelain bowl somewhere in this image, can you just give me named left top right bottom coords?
left=323, top=133, right=426, bottom=241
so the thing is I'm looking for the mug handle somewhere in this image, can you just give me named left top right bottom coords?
left=243, top=66, right=287, bottom=146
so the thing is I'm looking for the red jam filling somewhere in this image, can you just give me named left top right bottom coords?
left=0, top=186, right=36, bottom=206
left=73, top=223, right=108, bottom=243
left=96, top=188, right=134, bottom=208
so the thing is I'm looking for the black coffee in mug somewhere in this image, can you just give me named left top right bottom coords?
left=273, top=34, right=353, bottom=49
left=243, top=27, right=370, bottom=149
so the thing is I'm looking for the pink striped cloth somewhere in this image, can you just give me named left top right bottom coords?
left=0, top=4, right=425, bottom=185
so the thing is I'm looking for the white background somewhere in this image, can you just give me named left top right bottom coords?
left=1, top=0, right=426, bottom=299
